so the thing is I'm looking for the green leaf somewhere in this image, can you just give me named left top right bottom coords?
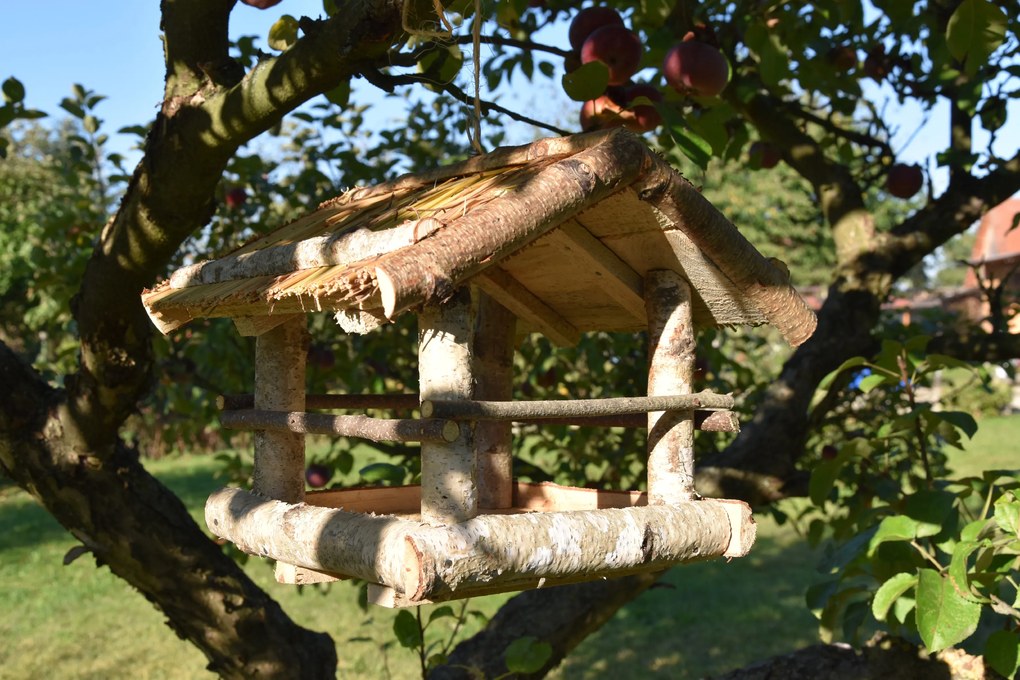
left=868, top=515, right=918, bottom=556
left=744, top=22, right=790, bottom=88
left=427, top=605, right=455, bottom=623
left=561, top=62, right=609, bottom=102
left=268, top=15, right=299, bottom=51
left=818, top=356, right=869, bottom=389
left=993, top=494, right=1020, bottom=536
left=945, top=0, right=1007, bottom=75
left=948, top=540, right=990, bottom=604
left=323, top=81, right=351, bottom=107
left=923, top=353, right=971, bottom=371
left=873, top=0, right=915, bottom=23
left=985, top=630, right=1020, bottom=679
left=809, top=458, right=845, bottom=506
left=359, top=462, right=406, bottom=484
left=426, top=652, right=448, bottom=669
left=59, top=98, right=85, bottom=119
left=934, top=411, right=978, bottom=439
left=658, top=103, right=712, bottom=170
left=504, top=636, right=552, bottom=674
left=857, top=373, right=889, bottom=393
left=392, top=610, right=423, bottom=649
left=418, top=45, right=464, bottom=86
left=891, top=595, right=916, bottom=625
left=959, top=519, right=988, bottom=543
left=872, top=572, right=918, bottom=621
left=2, top=76, right=25, bottom=104
left=83, top=115, right=99, bottom=135
left=904, top=489, right=957, bottom=538
left=979, top=97, right=1008, bottom=132
left=915, top=568, right=982, bottom=653
left=538, top=61, right=555, bottom=78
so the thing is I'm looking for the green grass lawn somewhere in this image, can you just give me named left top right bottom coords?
left=3, top=414, right=1018, bottom=679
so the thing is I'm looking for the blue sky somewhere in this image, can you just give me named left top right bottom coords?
left=1, top=2, right=1016, bottom=197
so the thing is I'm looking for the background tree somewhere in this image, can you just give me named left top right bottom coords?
left=1, top=0, right=1019, bottom=678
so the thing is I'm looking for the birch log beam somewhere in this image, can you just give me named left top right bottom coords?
left=251, top=317, right=307, bottom=504
left=645, top=270, right=697, bottom=504
left=205, top=487, right=757, bottom=606
left=418, top=289, right=478, bottom=525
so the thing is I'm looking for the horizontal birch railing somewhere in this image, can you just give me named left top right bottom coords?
left=219, top=410, right=461, bottom=443
left=217, top=391, right=740, bottom=436
left=419, top=391, right=734, bottom=419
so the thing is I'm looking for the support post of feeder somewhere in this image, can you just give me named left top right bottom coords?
left=645, top=270, right=696, bottom=504
left=474, top=291, right=515, bottom=509
left=251, top=316, right=308, bottom=503
left=418, top=288, right=478, bottom=525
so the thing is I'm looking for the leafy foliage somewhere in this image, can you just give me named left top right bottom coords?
left=794, top=337, right=1020, bottom=672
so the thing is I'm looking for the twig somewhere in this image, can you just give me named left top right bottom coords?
left=359, top=68, right=569, bottom=136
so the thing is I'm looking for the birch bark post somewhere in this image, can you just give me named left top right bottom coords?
left=645, top=270, right=697, bottom=504
left=418, top=288, right=479, bottom=525
left=251, top=316, right=309, bottom=504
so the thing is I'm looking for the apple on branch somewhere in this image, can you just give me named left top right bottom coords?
left=580, top=25, right=643, bottom=86
left=305, top=464, right=332, bottom=489
left=748, top=141, right=781, bottom=170
left=663, top=37, right=729, bottom=97
left=886, top=163, right=923, bottom=199
left=621, top=84, right=662, bottom=132
left=224, top=187, right=247, bottom=210
left=240, top=0, right=283, bottom=8
left=568, top=6, right=624, bottom=51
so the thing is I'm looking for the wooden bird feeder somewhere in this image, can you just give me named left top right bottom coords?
left=142, top=129, right=816, bottom=607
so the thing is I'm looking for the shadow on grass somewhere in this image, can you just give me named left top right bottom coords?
left=552, top=521, right=822, bottom=679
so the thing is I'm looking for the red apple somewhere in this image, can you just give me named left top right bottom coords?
left=580, top=93, right=626, bottom=131
left=241, top=0, right=283, bottom=8
left=623, top=84, right=662, bottom=132
left=568, top=6, right=624, bottom=51
left=748, top=141, right=781, bottom=169
left=225, top=187, right=247, bottom=209
left=821, top=444, right=838, bottom=460
left=886, top=163, right=923, bottom=199
left=305, top=464, right=332, bottom=489
left=663, top=41, right=729, bottom=97
left=580, top=25, right=643, bottom=86
left=827, top=45, right=857, bottom=72
left=864, top=46, right=890, bottom=82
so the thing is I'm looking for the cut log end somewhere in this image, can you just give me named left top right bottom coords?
left=718, top=499, right=756, bottom=557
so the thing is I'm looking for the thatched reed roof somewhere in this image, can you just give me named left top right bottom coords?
left=142, top=129, right=816, bottom=346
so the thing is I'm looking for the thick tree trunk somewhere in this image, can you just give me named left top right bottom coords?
left=0, top=342, right=336, bottom=678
